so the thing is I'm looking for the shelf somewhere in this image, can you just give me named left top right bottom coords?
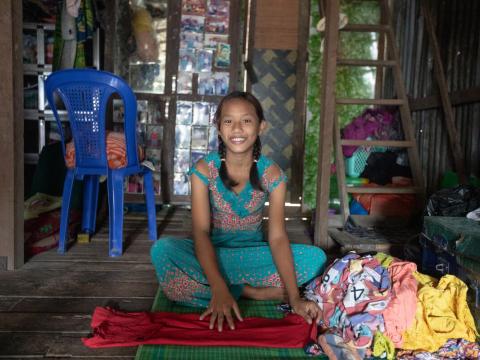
left=24, top=153, right=39, bottom=164
left=23, top=22, right=55, bottom=30
left=24, top=64, right=53, bottom=73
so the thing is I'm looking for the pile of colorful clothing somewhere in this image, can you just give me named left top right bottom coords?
left=301, top=252, right=479, bottom=359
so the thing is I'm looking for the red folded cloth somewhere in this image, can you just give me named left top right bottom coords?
left=83, top=307, right=317, bottom=349
left=65, top=131, right=144, bottom=169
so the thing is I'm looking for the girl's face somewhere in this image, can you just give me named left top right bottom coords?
left=217, top=98, right=266, bottom=156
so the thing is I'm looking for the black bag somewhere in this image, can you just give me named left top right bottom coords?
left=425, top=185, right=480, bottom=217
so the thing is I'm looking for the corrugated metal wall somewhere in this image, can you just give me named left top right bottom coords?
left=390, top=0, right=480, bottom=194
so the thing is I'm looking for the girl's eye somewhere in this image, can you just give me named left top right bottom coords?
left=223, top=119, right=232, bottom=125
left=243, top=118, right=253, bottom=123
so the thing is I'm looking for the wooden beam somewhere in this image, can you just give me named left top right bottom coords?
left=337, top=59, right=395, bottom=66
left=346, top=187, right=421, bottom=194
left=314, top=0, right=339, bottom=249
left=421, top=0, right=467, bottom=183
left=290, top=0, right=310, bottom=202
left=334, top=118, right=349, bottom=223
left=229, top=0, right=241, bottom=92
left=409, top=87, right=480, bottom=111
left=381, top=0, right=425, bottom=207
left=374, top=2, right=387, bottom=99
left=340, top=140, right=414, bottom=147
left=336, top=98, right=405, bottom=105
left=0, top=0, right=23, bottom=270
left=103, top=0, right=115, bottom=72
left=245, top=0, right=257, bottom=91
left=341, top=24, right=389, bottom=32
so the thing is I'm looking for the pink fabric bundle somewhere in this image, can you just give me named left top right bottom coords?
left=382, top=260, right=418, bottom=348
left=342, top=109, right=395, bottom=157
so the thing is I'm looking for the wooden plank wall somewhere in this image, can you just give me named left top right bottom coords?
left=0, top=0, right=24, bottom=270
left=389, top=0, right=480, bottom=193
left=254, top=0, right=299, bottom=50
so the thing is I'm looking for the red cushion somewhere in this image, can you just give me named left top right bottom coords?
left=65, top=131, right=144, bottom=169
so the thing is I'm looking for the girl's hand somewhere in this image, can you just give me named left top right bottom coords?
left=200, top=287, right=243, bottom=332
left=290, top=298, right=320, bottom=325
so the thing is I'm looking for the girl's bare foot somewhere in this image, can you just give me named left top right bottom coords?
left=241, top=285, right=287, bottom=301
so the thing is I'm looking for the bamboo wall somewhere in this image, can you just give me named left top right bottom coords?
left=391, top=0, right=480, bottom=194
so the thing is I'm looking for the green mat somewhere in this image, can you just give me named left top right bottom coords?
left=135, top=289, right=327, bottom=360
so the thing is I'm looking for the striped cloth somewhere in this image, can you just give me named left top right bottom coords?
left=65, top=131, right=144, bottom=169
left=135, top=289, right=327, bottom=360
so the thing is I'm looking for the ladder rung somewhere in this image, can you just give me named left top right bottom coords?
left=346, top=187, right=421, bottom=194
left=340, top=140, right=414, bottom=147
left=341, top=24, right=389, bottom=32
left=336, top=98, right=405, bottom=105
left=337, top=59, right=396, bottom=67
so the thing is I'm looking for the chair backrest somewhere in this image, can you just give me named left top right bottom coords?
left=45, top=69, right=139, bottom=172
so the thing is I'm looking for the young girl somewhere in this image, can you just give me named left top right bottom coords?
left=151, top=91, right=327, bottom=332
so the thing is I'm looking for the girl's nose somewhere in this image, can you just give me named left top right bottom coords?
left=232, top=121, right=243, bottom=132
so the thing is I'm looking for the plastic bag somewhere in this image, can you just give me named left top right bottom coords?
left=425, top=185, right=480, bottom=217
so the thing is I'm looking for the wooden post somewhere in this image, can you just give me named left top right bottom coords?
left=314, top=0, right=339, bottom=249
left=374, top=2, right=386, bottom=99
left=381, top=0, right=425, bottom=202
left=334, top=117, right=349, bottom=223
left=0, top=0, right=24, bottom=270
left=421, top=0, right=467, bottom=183
left=291, top=0, right=310, bottom=203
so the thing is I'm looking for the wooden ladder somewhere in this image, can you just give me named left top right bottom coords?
left=314, top=0, right=425, bottom=249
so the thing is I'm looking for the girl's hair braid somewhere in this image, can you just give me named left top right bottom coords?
left=218, top=136, right=238, bottom=189
left=249, top=137, right=263, bottom=191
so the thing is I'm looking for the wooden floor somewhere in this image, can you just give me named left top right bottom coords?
left=0, top=206, right=313, bottom=358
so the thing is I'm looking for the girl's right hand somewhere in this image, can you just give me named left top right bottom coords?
left=200, top=287, right=243, bottom=332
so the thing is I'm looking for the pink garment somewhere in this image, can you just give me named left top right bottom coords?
left=341, top=109, right=395, bottom=157
left=382, top=260, right=418, bottom=348
left=82, top=307, right=317, bottom=348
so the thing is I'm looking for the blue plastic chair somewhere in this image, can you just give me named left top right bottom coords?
left=45, top=69, right=157, bottom=257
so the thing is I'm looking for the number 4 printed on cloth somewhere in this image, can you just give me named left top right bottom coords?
left=344, top=281, right=369, bottom=308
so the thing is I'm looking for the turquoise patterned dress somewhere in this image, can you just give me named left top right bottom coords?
left=150, top=152, right=326, bottom=308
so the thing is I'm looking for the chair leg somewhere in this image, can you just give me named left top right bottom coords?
left=59, top=170, right=75, bottom=254
left=82, top=175, right=99, bottom=234
left=107, top=170, right=125, bottom=257
left=143, top=170, right=157, bottom=241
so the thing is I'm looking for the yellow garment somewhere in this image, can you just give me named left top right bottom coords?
left=372, top=332, right=395, bottom=360
left=402, top=274, right=478, bottom=352
left=412, top=270, right=437, bottom=289
left=374, top=252, right=395, bottom=268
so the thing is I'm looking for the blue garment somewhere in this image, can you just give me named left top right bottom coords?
left=151, top=152, right=326, bottom=307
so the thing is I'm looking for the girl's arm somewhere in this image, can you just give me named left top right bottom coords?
left=267, top=165, right=319, bottom=324
left=191, top=160, right=242, bottom=330
left=191, top=160, right=227, bottom=293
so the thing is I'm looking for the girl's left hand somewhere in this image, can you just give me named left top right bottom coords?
left=290, top=298, right=320, bottom=325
